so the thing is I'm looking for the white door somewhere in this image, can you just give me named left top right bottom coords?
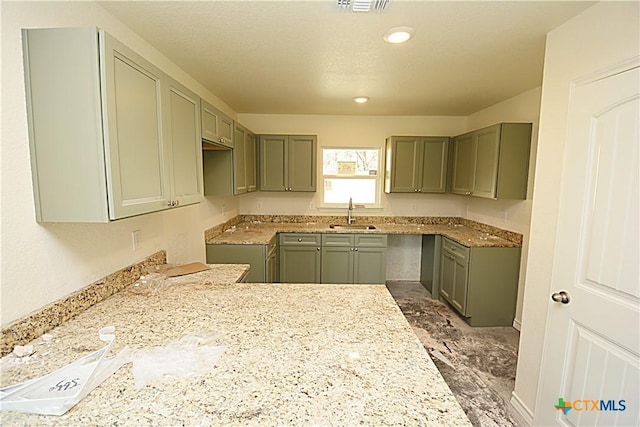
left=535, top=62, right=639, bottom=426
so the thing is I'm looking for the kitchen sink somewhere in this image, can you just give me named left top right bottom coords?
left=329, top=224, right=377, bottom=230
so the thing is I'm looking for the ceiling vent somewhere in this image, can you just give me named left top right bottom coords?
left=337, top=0, right=390, bottom=13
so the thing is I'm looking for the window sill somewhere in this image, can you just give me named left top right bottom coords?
left=316, top=205, right=384, bottom=212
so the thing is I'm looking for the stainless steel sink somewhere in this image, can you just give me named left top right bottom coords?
left=329, top=224, right=376, bottom=230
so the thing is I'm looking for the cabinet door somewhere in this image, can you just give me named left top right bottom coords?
left=419, top=138, right=449, bottom=193
left=102, top=32, right=170, bottom=219
left=440, top=252, right=455, bottom=302
left=23, top=27, right=110, bottom=222
left=353, top=234, right=387, bottom=283
left=259, top=135, right=288, bottom=191
left=288, top=135, right=317, bottom=191
left=219, top=114, right=234, bottom=148
left=165, top=78, right=203, bottom=206
left=321, top=246, right=354, bottom=284
left=354, top=247, right=387, bottom=284
left=451, top=133, right=475, bottom=196
left=279, top=246, right=321, bottom=283
left=387, top=137, right=420, bottom=192
left=201, top=99, right=233, bottom=148
left=245, top=131, right=257, bottom=193
left=233, top=126, right=247, bottom=194
left=472, top=124, right=500, bottom=199
left=451, top=255, right=469, bottom=314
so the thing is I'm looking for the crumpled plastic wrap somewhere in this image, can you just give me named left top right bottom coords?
left=0, top=326, right=129, bottom=416
left=130, top=333, right=225, bottom=389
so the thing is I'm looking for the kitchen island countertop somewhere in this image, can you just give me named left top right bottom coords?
left=1, top=268, right=470, bottom=426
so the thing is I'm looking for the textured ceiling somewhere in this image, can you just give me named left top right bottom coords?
left=98, top=1, right=594, bottom=116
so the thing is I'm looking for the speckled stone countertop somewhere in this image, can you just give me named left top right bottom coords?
left=1, top=275, right=470, bottom=425
left=205, top=215, right=521, bottom=248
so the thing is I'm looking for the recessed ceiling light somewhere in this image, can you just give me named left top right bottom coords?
left=383, top=27, right=414, bottom=44
left=354, top=97, right=369, bottom=104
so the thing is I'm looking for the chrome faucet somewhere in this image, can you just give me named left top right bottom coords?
left=347, top=197, right=356, bottom=224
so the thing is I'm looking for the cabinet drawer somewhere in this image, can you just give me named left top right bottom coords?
left=322, top=234, right=354, bottom=247
left=355, top=234, right=387, bottom=248
left=279, top=233, right=321, bottom=246
left=442, top=237, right=470, bottom=262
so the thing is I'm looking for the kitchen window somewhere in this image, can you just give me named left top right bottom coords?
left=321, top=148, right=381, bottom=208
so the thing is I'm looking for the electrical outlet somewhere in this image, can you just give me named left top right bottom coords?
left=256, top=201, right=263, bottom=211
left=309, top=201, right=315, bottom=209
left=411, top=203, right=417, bottom=211
left=132, top=230, right=141, bottom=251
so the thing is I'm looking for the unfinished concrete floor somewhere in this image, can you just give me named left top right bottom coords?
left=386, top=281, right=524, bottom=427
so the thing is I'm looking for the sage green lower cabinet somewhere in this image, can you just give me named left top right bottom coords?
left=206, top=243, right=269, bottom=283
left=321, top=234, right=387, bottom=284
left=439, top=237, right=520, bottom=327
left=279, top=233, right=322, bottom=283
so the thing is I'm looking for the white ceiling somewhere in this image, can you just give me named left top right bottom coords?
left=98, top=0, right=594, bottom=116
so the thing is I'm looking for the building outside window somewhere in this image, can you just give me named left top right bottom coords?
left=321, top=148, right=381, bottom=208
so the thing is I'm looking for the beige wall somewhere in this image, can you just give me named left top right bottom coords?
left=512, top=1, right=639, bottom=422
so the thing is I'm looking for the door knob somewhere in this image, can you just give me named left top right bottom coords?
left=551, top=291, right=570, bottom=304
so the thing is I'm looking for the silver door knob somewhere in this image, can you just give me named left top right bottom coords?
left=551, top=291, right=570, bottom=304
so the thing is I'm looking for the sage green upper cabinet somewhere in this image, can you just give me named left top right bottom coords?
left=234, top=125, right=247, bottom=194
left=22, top=27, right=202, bottom=222
left=259, top=135, right=317, bottom=192
left=385, top=136, right=449, bottom=193
left=451, top=123, right=532, bottom=199
left=450, top=133, right=475, bottom=196
left=233, top=123, right=257, bottom=195
left=201, top=99, right=234, bottom=148
left=165, top=77, right=204, bottom=207
left=203, top=123, right=256, bottom=196
left=245, top=131, right=257, bottom=193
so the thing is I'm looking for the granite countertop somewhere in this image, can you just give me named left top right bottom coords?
left=1, top=267, right=470, bottom=425
left=206, top=220, right=519, bottom=248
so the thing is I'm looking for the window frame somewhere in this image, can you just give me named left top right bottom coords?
left=320, top=146, right=383, bottom=209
